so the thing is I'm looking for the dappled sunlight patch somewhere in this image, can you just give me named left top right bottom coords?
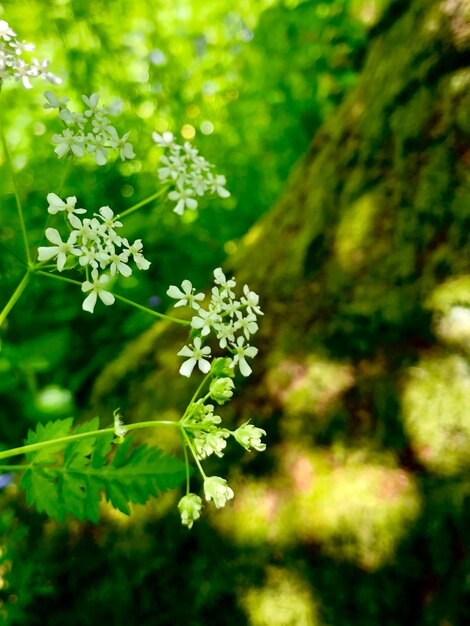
left=240, top=566, right=322, bottom=626
left=427, top=276, right=470, bottom=351
left=211, top=474, right=294, bottom=546
left=334, top=192, right=380, bottom=271
left=266, top=355, right=354, bottom=439
left=213, top=444, right=419, bottom=569
left=402, top=352, right=470, bottom=475
left=284, top=447, right=420, bottom=570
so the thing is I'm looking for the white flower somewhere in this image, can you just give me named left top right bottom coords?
left=213, top=267, right=236, bottom=297
left=233, top=423, right=266, bottom=452
left=0, top=21, right=61, bottom=88
left=152, top=131, right=175, bottom=147
left=81, top=269, right=115, bottom=314
left=241, top=285, right=263, bottom=316
left=156, top=134, right=230, bottom=216
left=194, top=429, right=230, bottom=459
left=191, top=308, right=222, bottom=336
left=177, top=337, right=212, bottom=377
left=167, top=279, right=205, bottom=309
left=235, top=311, right=259, bottom=339
left=52, top=129, right=85, bottom=158
left=47, top=192, right=86, bottom=217
left=178, top=493, right=203, bottom=529
left=209, top=174, right=230, bottom=198
left=168, top=185, right=198, bottom=215
left=203, top=476, right=234, bottom=509
left=231, top=336, right=258, bottom=377
left=0, top=21, right=16, bottom=42
left=45, top=91, right=134, bottom=165
left=37, top=228, right=81, bottom=271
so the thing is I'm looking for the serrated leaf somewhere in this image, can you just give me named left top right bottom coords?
left=25, top=418, right=74, bottom=464
left=20, top=470, right=62, bottom=520
left=20, top=420, right=188, bottom=522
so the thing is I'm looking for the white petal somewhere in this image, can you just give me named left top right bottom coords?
left=98, top=290, right=115, bottom=306
left=179, top=358, right=196, bottom=377
left=167, top=285, right=184, bottom=299
left=177, top=345, right=194, bottom=358
left=198, top=358, right=211, bottom=374
left=45, top=228, right=62, bottom=246
left=99, top=206, right=114, bottom=220
left=82, top=291, right=97, bottom=313
left=37, top=246, right=58, bottom=261
left=47, top=192, right=63, bottom=208
left=239, top=358, right=252, bottom=377
left=181, top=280, right=192, bottom=294
left=56, top=252, right=67, bottom=271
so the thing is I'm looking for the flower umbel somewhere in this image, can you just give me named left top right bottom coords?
left=154, top=133, right=230, bottom=215
left=45, top=91, right=134, bottom=166
left=0, top=20, right=61, bottom=89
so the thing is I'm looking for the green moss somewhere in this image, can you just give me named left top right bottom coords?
left=402, top=352, right=470, bottom=475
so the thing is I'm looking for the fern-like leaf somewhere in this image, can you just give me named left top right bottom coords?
left=20, top=418, right=187, bottom=522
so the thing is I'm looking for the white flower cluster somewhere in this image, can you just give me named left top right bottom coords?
left=153, top=131, right=230, bottom=215
left=0, top=20, right=61, bottom=89
left=168, top=268, right=263, bottom=378
left=177, top=366, right=267, bottom=528
left=44, top=91, right=135, bottom=166
left=184, top=400, right=230, bottom=460
left=37, top=192, right=150, bottom=313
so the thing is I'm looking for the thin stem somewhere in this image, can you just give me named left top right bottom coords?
left=113, top=292, right=191, bottom=326
left=36, top=269, right=191, bottom=326
left=0, top=271, right=30, bottom=327
left=118, top=187, right=169, bottom=220
left=0, top=420, right=180, bottom=462
left=35, top=270, right=82, bottom=287
left=0, top=464, right=31, bottom=471
left=0, top=121, right=30, bottom=265
left=181, top=433, right=191, bottom=494
left=0, top=240, right=28, bottom=268
left=58, top=158, right=74, bottom=195
left=181, top=372, right=212, bottom=421
left=181, top=428, right=207, bottom=479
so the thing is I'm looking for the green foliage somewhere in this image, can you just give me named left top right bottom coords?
left=19, top=418, right=187, bottom=522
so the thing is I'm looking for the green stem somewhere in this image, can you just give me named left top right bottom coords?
left=181, top=433, right=191, bottom=494
left=112, top=292, right=191, bottom=326
left=36, top=270, right=191, bottom=326
left=181, top=372, right=212, bottom=421
left=0, top=271, right=30, bottom=327
left=0, top=420, right=181, bottom=463
left=118, top=187, right=169, bottom=220
left=0, top=240, right=28, bottom=268
left=35, top=270, right=82, bottom=287
left=0, top=464, right=31, bottom=472
left=0, top=121, right=30, bottom=265
left=181, top=428, right=207, bottom=479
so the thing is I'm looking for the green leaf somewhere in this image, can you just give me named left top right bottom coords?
left=25, top=418, right=74, bottom=464
left=20, top=419, right=187, bottom=523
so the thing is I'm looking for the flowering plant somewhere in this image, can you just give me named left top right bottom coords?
left=0, top=20, right=266, bottom=528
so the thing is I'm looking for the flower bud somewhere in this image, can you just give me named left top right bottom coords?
left=233, top=423, right=266, bottom=452
left=178, top=493, right=203, bottom=529
left=210, top=357, right=235, bottom=378
left=203, top=476, right=234, bottom=509
left=209, top=377, right=235, bottom=405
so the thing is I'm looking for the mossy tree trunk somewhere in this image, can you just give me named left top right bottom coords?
left=92, top=1, right=470, bottom=619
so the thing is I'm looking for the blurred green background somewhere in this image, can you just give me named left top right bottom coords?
left=1, top=0, right=470, bottom=624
